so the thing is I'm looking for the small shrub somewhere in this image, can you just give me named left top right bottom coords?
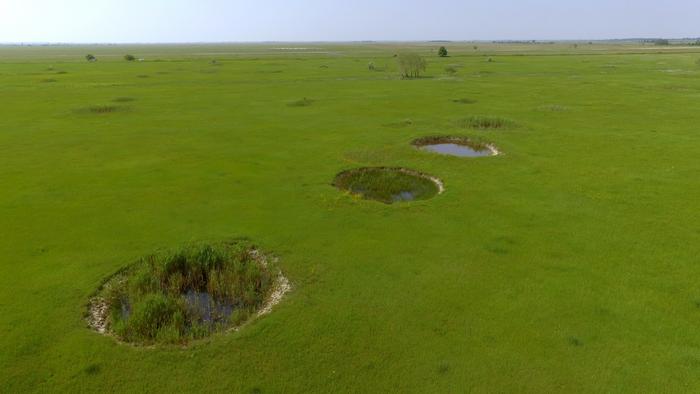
left=85, top=54, right=96, bottom=62
left=368, top=62, right=375, bottom=71
left=124, top=54, right=136, bottom=61
left=438, top=46, right=448, bottom=57
left=397, top=52, right=427, bottom=78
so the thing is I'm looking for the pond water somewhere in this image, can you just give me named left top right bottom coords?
left=391, top=191, right=416, bottom=202
left=419, top=143, right=494, bottom=157
left=119, top=291, right=237, bottom=324
left=184, top=290, right=236, bottom=323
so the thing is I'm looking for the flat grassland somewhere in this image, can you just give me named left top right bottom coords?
left=1, top=42, right=700, bottom=392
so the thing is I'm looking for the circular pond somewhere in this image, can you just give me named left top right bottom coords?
left=87, top=240, right=289, bottom=345
left=333, top=167, right=443, bottom=204
left=413, top=136, right=499, bottom=157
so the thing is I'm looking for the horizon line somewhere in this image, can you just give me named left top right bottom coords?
left=2, top=37, right=699, bottom=46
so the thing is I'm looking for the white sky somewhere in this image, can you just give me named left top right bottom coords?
left=1, top=0, right=698, bottom=43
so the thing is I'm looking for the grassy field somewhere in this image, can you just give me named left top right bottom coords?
left=1, top=42, right=700, bottom=392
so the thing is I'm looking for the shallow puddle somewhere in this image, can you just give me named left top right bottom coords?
left=183, top=290, right=236, bottom=323
left=392, top=191, right=416, bottom=202
left=118, top=291, right=237, bottom=324
left=413, top=136, right=498, bottom=158
left=420, top=143, right=494, bottom=157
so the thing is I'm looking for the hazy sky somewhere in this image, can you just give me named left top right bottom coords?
left=1, top=0, right=698, bottom=43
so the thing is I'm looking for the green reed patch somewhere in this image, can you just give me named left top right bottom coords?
left=383, top=118, right=413, bottom=128
left=333, top=167, right=441, bottom=204
left=537, top=104, right=568, bottom=112
left=89, top=241, right=277, bottom=345
left=77, top=105, right=130, bottom=114
left=457, top=115, right=517, bottom=130
left=112, top=97, right=136, bottom=103
left=287, top=97, right=314, bottom=107
left=451, top=98, right=477, bottom=104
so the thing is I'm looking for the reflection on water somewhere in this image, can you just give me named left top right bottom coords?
left=420, top=143, right=494, bottom=157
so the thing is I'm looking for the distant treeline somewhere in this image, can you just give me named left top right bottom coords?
left=491, top=40, right=556, bottom=44
left=642, top=38, right=700, bottom=46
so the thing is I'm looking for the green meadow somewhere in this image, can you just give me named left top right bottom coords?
left=1, top=42, right=700, bottom=392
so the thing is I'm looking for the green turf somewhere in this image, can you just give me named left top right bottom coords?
left=1, top=42, right=700, bottom=392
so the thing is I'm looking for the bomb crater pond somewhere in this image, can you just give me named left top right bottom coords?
left=87, top=240, right=289, bottom=346
left=332, top=167, right=444, bottom=204
left=412, top=136, right=499, bottom=157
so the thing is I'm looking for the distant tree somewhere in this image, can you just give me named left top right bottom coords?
left=124, top=54, right=136, bottom=61
left=487, top=57, right=494, bottom=63
left=573, top=43, right=578, bottom=49
left=85, top=54, right=96, bottom=62
left=397, top=53, right=427, bottom=78
left=473, top=46, right=478, bottom=50
left=653, top=39, right=670, bottom=46
left=368, top=61, right=375, bottom=71
left=438, top=46, right=448, bottom=57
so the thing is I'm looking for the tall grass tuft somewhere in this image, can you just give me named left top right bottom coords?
left=113, top=97, right=136, bottom=103
left=287, top=97, right=314, bottom=107
left=457, top=116, right=517, bottom=130
left=83, top=105, right=127, bottom=114
left=452, top=98, right=476, bottom=104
